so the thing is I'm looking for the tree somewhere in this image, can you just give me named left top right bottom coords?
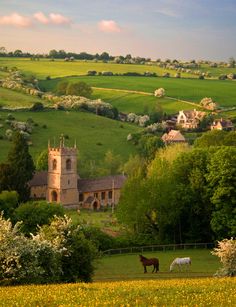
left=66, top=82, right=92, bottom=98
left=36, top=149, right=48, bottom=171
left=228, top=57, right=235, bottom=68
left=14, top=201, right=65, bottom=235
left=194, top=130, right=227, bottom=147
left=212, top=238, right=236, bottom=277
left=0, top=132, right=35, bottom=202
left=137, top=135, right=164, bottom=160
left=56, top=81, right=69, bottom=95
left=207, top=147, right=236, bottom=239
left=103, top=150, right=122, bottom=175
left=0, top=191, right=18, bottom=219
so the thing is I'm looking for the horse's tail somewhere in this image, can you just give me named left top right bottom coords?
left=157, top=260, right=159, bottom=271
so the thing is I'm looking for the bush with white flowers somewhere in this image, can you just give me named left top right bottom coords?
left=154, top=88, right=165, bottom=98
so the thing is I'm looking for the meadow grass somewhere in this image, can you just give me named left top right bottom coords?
left=0, top=110, right=140, bottom=175
left=0, top=87, right=42, bottom=107
left=0, top=277, right=235, bottom=306
left=0, top=57, right=196, bottom=79
left=40, top=75, right=236, bottom=108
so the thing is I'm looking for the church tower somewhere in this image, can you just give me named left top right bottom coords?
left=47, top=136, right=79, bottom=206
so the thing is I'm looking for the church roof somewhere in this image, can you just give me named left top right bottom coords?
left=78, top=175, right=127, bottom=192
left=29, top=172, right=126, bottom=192
left=29, top=171, right=47, bottom=186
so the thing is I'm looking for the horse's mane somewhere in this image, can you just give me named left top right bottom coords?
left=139, top=254, right=147, bottom=260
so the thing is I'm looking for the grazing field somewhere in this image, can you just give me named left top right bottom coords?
left=0, top=87, right=43, bottom=108
left=0, top=278, right=235, bottom=306
left=95, top=249, right=219, bottom=281
left=91, top=89, right=196, bottom=114
left=0, top=110, right=140, bottom=175
left=0, top=57, right=196, bottom=79
left=40, top=75, right=236, bottom=108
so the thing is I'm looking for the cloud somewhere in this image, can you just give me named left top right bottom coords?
left=0, top=13, right=32, bottom=27
left=98, top=20, right=121, bottom=33
left=33, top=12, right=49, bottom=24
left=34, top=12, right=71, bottom=25
left=48, top=13, right=71, bottom=25
left=155, top=8, right=180, bottom=17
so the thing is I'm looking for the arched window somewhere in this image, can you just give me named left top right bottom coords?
left=66, top=159, right=72, bottom=170
left=52, top=159, right=57, bottom=170
left=51, top=190, right=58, bottom=202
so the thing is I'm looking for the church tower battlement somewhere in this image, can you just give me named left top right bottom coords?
left=47, top=136, right=79, bottom=206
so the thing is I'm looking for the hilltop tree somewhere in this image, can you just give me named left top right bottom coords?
left=228, top=57, right=235, bottom=68
left=0, top=132, right=35, bottom=202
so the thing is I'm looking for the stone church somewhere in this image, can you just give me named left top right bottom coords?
left=29, top=138, right=126, bottom=209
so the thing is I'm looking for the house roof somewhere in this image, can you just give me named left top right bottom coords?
left=162, top=130, right=186, bottom=142
left=213, top=119, right=233, bottom=128
left=78, top=175, right=127, bottom=193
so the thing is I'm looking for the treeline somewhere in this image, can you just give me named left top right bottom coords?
left=117, top=130, right=236, bottom=245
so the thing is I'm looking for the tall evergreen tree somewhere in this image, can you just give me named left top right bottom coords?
left=0, top=132, right=35, bottom=202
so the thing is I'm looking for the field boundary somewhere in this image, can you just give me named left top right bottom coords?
left=103, top=242, right=215, bottom=256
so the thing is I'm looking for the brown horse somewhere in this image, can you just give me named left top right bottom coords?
left=139, top=255, right=159, bottom=273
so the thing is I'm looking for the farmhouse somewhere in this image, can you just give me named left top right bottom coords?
left=211, top=118, right=234, bottom=131
left=29, top=139, right=126, bottom=209
left=161, top=130, right=186, bottom=145
left=177, top=109, right=206, bottom=129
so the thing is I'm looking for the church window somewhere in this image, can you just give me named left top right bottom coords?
left=108, top=190, right=112, bottom=199
left=66, top=159, right=72, bottom=170
left=101, top=192, right=106, bottom=200
left=52, top=159, right=57, bottom=170
left=68, top=180, right=70, bottom=185
left=94, top=192, right=98, bottom=198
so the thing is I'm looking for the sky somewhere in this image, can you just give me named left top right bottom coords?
left=0, top=0, right=236, bottom=61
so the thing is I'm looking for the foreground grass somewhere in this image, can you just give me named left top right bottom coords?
left=0, top=278, right=235, bottom=306
left=40, top=75, right=236, bottom=108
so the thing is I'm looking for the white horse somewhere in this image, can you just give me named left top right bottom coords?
left=169, top=257, right=191, bottom=272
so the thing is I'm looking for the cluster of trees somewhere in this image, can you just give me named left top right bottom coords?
left=117, top=131, right=236, bottom=244
left=56, top=81, right=92, bottom=98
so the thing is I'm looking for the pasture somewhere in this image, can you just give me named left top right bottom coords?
left=0, top=110, right=140, bottom=175
left=95, top=249, right=219, bottom=281
left=0, top=87, right=42, bottom=108
left=0, top=57, right=195, bottom=79
left=40, top=75, right=236, bottom=108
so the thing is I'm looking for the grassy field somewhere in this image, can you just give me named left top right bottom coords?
left=0, top=57, right=196, bottom=79
left=0, top=277, right=235, bottom=306
left=40, top=75, right=236, bottom=108
left=0, top=110, right=140, bottom=175
left=200, top=63, right=236, bottom=77
left=0, top=87, right=43, bottom=108
left=94, top=249, right=219, bottom=281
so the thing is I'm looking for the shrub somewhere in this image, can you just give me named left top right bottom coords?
left=31, top=102, right=44, bottom=111
left=82, top=226, right=115, bottom=251
left=212, top=238, right=236, bottom=277
left=154, top=88, right=165, bottom=98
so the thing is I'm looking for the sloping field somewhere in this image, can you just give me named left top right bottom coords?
left=0, top=57, right=196, bottom=79
left=91, top=89, right=198, bottom=114
left=0, top=110, right=140, bottom=175
left=0, top=87, right=42, bottom=108
left=40, top=75, right=236, bottom=108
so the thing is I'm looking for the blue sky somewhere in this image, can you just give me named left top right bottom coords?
left=0, top=0, right=235, bottom=60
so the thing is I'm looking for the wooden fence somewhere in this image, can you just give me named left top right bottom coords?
left=103, top=242, right=215, bottom=256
